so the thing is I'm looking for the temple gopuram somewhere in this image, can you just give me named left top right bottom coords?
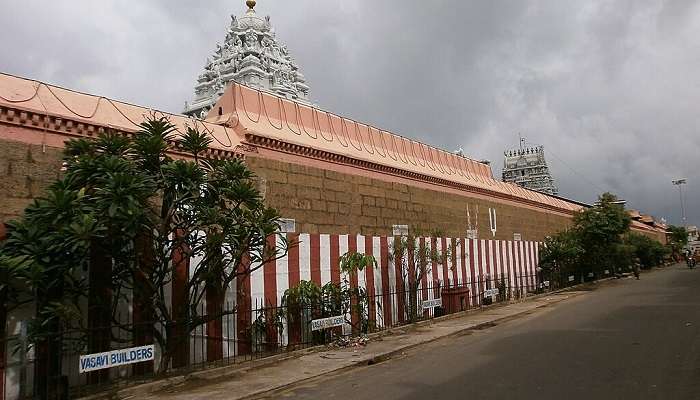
left=502, top=145, right=558, bottom=196
left=183, top=0, right=311, bottom=119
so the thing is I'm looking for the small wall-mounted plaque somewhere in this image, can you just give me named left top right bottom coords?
left=278, top=218, right=296, bottom=233
left=392, top=224, right=409, bottom=236
left=513, top=233, right=522, bottom=241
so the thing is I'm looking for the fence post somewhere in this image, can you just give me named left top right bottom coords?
left=18, top=322, right=28, bottom=399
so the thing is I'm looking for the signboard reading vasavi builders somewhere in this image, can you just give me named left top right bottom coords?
left=79, top=345, right=155, bottom=373
left=311, top=315, right=345, bottom=331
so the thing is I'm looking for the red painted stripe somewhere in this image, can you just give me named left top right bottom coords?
left=441, top=237, right=450, bottom=287
left=491, top=240, right=498, bottom=287
left=421, top=237, right=429, bottom=299
left=498, top=241, right=505, bottom=284
left=287, top=233, right=301, bottom=288
left=395, top=236, right=406, bottom=323
left=468, top=239, right=477, bottom=305
left=502, top=241, right=509, bottom=289
left=484, top=240, right=492, bottom=289
left=524, top=242, right=530, bottom=289
left=460, top=238, right=468, bottom=287
left=422, top=237, right=430, bottom=317
left=510, top=241, right=517, bottom=292
left=169, top=236, right=190, bottom=369
left=477, top=240, right=485, bottom=298
left=236, top=252, right=252, bottom=355
left=450, top=238, right=458, bottom=287
left=380, top=236, right=392, bottom=327
left=330, top=234, right=341, bottom=285
left=348, top=235, right=359, bottom=333
left=310, top=234, right=321, bottom=286
left=263, top=235, right=278, bottom=307
left=517, top=241, right=525, bottom=291
left=364, top=236, right=376, bottom=327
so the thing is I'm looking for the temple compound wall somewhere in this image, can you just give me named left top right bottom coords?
left=0, top=72, right=665, bottom=243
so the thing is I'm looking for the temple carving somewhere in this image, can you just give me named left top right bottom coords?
left=502, top=145, right=558, bottom=196
left=183, top=0, right=311, bottom=118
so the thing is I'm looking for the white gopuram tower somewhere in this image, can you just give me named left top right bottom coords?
left=184, top=0, right=311, bottom=118
left=502, top=143, right=558, bottom=196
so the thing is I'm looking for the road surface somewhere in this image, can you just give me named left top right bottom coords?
left=265, top=265, right=700, bottom=400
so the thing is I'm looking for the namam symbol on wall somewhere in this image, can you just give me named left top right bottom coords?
left=466, top=204, right=478, bottom=239
left=488, top=208, right=497, bottom=237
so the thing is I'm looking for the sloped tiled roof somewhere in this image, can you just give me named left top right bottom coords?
left=0, top=73, right=243, bottom=154
left=207, top=83, right=581, bottom=212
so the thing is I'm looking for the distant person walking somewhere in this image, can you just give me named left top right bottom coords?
left=633, top=258, right=641, bottom=280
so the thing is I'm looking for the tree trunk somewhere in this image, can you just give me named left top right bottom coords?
left=87, top=243, right=112, bottom=385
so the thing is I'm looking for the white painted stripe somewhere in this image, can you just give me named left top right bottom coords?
left=423, top=238, right=432, bottom=297
left=356, top=234, right=366, bottom=290
left=386, top=236, right=398, bottom=323
left=494, top=240, right=501, bottom=282
left=372, top=237, right=383, bottom=326
left=320, top=234, right=331, bottom=285
left=435, top=238, right=444, bottom=287
left=276, top=234, right=289, bottom=308
left=455, top=239, right=463, bottom=286
left=299, top=233, right=311, bottom=282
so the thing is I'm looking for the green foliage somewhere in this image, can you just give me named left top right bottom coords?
left=389, top=231, right=447, bottom=322
left=667, top=225, right=688, bottom=259
left=572, top=192, right=632, bottom=274
left=282, top=280, right=322, bottom=309
left=0, top=114, right=288, bottom=373
left=624, top=233, right=669, bottom=269
left=539, top=230, right=584, bottom=275
left=339, top=251, right=377, bottom=275
left=539, top=192, right=665, bottom=281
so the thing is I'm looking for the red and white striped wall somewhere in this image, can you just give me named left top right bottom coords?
left=239, top=235, right=541, bottom=310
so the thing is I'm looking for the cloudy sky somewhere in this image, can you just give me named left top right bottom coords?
left=3, top=0, right=699, bottom=225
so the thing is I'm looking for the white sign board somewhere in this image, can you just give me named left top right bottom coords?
left=311, top=315, right=345, bottom=331
left=422, top=298, right=442, bottom=310
left=79, top=345, right=154, bottom=373
left=568, top=275, right=575, bottom=282
left=513, top=233, right=522, bottom=241
left=392, top=224, right=409, bottom=236
left=484, top=288, right=500, bottom=297
left=278, top=218, right=296, bottom=233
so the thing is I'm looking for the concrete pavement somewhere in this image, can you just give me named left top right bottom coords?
left=268, top=264, right=700, bottom=400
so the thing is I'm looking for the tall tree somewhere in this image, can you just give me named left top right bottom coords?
left=572, top=192, right=631, bottom=275
left=0, top=114, right=289, bottom=391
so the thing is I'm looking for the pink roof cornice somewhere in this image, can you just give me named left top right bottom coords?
left=0, top=73, right=244, bottom=158
left=207, top=83, right=581, bottom=213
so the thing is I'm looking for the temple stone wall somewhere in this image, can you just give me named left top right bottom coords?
left=0, top=137, right=665, bottom=245
left=245, top=155, right=573, bottom=241
left=0, top=138, right=63, bottom=224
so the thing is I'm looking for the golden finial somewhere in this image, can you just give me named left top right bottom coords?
left=246, top=0, right=256, bottom=10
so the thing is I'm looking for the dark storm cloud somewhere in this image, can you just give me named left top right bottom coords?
left=2, top=0, right=699, bottom=225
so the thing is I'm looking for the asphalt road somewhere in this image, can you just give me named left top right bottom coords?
left=266, top=265, right=700, bottom=400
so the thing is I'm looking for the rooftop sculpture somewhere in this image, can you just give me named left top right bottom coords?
left=184, top=0, right=311, bottom=118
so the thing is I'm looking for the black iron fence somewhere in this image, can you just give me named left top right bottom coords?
left=3, top=272, right=560, bottom=399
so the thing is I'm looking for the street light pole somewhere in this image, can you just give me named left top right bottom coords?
left=672, top=179, right=687, bottom=226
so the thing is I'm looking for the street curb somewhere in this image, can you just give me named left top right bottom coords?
left=235, top=290, right=590, bottom=400
left=82, top=275, right=632, bottom=400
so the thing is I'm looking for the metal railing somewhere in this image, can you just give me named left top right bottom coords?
left=3, top=273, right=554, bottom=400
